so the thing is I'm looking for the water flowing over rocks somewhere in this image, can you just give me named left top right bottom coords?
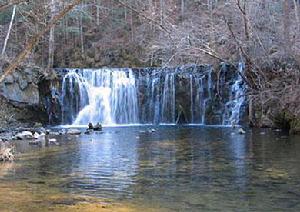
left=0, top=63, right=251, bottom=128
left=48, top=63, right=247, bottom=126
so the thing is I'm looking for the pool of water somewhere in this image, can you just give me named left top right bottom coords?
left=1, top=126, right=300, bottom=211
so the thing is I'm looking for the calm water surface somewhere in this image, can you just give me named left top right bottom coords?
left=1, top=126, right=300, bottom=211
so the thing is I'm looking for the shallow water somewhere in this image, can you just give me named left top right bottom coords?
left=1, top=126, right=300, bottom=211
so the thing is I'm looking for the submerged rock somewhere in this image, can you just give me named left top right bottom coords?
left=29, top=140, right=40, bottom=145
left=49, top=138, right=57, bottom=143
left=84, top=129, right=93, bottom=135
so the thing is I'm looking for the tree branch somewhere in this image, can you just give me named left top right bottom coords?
left=0, top=0, right=26, bottom=12
left=0, top=0, right=83, bottom=83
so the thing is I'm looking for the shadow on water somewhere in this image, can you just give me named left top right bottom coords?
left=1, top=126, right=300, bottom=211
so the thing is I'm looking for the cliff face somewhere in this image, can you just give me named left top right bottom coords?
left=0, top=68, right=49, bottom=128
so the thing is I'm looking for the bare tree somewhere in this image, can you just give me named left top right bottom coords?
left=1, top=5, right=17, bottom=56
left=0, top=0, right=83, bottom=83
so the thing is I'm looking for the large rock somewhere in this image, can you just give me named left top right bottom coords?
left=15, top=131, right=33, bottom=140
left=0, top=69, right=40, bottom=106
left=67, top=129, right=81, bottom=135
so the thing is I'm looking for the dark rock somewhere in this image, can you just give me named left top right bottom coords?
left=93, top=123, right=102, bottom=131
left=88, top=122, right=93, bottom=129
left=84, top=129, right=93, bottom=135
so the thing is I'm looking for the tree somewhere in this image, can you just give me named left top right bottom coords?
left=0, top=0, right=83, bottom=83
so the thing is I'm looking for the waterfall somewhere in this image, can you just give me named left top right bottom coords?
left=58, top=65, right=246, bottom=126
left=223, top=63, right=246, bottom=125
left=161, top=72, right=176, bottom=124
left=61, top=69, right=139, bottom=125
left=190, top=75, right=194, bottom=123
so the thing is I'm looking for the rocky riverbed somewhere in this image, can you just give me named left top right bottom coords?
left=0, top=126, right=103, bottom=162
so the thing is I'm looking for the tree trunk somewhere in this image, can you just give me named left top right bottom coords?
left=1, top=5, right=16, bottom=56
left=283, top=0, right=291, bottom=53
left=0, top=0, right=24, bottom=12
left=48, top=0, right=56, bottom=69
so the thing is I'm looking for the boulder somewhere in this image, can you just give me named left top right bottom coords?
left=88, top=123, right=94, bottom=130
left=33, top=122, right=43, bottom=128
left=33, top=132, right=40, bottom=139
left=49, top=138, right=58, bottom=145
left=49, top=131, right=60, bottom=136
left=67, top=129, right=81, bottom=135
left=238, top=128, right=246, bottom=134
left=15, top=131, right=33, bottom=140
left=93, top=123, right=102, bottom=131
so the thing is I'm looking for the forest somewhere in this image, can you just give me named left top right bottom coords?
left=0, top=0, right=299, bottom=131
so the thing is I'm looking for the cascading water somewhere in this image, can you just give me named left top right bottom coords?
left=61, top=69, right=139, bottom=125
left=58, top=64, right=246, bottom=126
left=161, top=72, right=176, bottom=124
left=223, top=62, right=246, bottom=125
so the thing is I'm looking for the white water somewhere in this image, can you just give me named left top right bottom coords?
left=59, top=65, right=246, bottom=126
left=62, top=69, right=139, bottom=125
left=223, top=63, right=246, bottom=125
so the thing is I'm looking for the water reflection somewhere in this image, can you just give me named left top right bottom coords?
left=1, top=126, right=300, bottom=211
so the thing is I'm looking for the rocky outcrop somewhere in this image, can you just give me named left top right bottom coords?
left=0, top=68, right=40, bottom=105
left=0, top=68, right=52, bottom=128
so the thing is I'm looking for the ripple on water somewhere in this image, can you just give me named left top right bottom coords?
left=1, top=126, right=300, bottom=211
